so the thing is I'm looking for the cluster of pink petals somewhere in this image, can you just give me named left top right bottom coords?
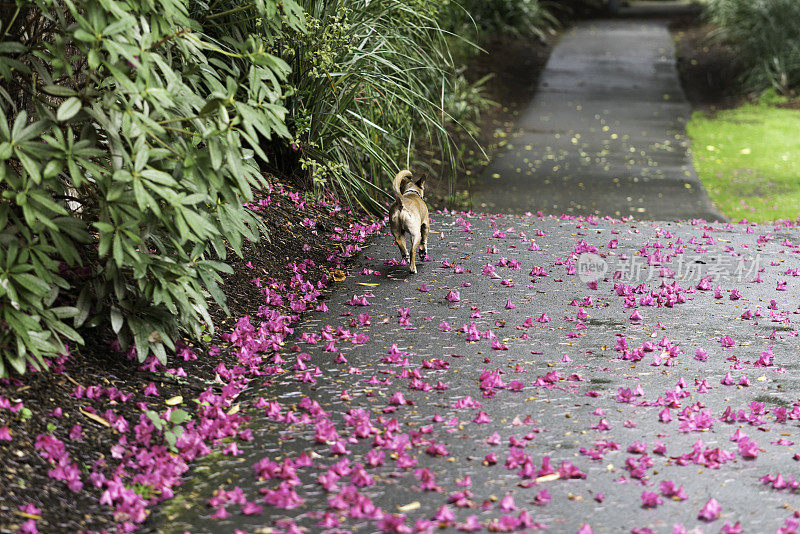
left=761, top=473, right=800, bottom=491
left=659, top=480, right=688, bottom=500
left=673, top=439, right=735, bottom=469
left=34, top=434, right=83, bottom=493
left=698, top=497, right=721, bottom=521
left=640, top=490, right=663, bottom=508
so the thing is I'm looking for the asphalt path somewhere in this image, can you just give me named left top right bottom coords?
left=153, top=213, right=800, bottom=533
left=472, top=18, right=723, bottom=221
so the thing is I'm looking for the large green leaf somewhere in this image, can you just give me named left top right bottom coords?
left=56, top=97, right=83, bottom=121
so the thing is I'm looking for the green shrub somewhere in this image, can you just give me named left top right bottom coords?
left=552, top=0, right=607, bottom=19
left=0, top=0, right=302, bottom=376
left=702, top=0, right=800, bottom=94
left=441, top=0, right=557, bottom=40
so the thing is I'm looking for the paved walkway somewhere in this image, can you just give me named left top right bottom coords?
left=472, top=18, right=723, bottom=221
left=154, top=213, right=800, bottom=533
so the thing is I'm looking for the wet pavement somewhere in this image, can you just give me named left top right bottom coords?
left=150, top=212, right=800, bottom=533
left=472, top=17, right=723, bottom=221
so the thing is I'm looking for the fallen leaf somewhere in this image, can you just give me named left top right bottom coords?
left=79, top=408, right=110, bottom=428
left=165, top=396, right=183, bottom=406
left=397, top=501, right=420, bottom=512
left=14, top=511, right=42, bottom=520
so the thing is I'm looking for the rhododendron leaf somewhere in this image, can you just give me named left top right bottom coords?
left=56, top=97, right=82, bottom=122
left=110, top=306, right=123, bottom=334
left=152, top=341, right=167, bottom=366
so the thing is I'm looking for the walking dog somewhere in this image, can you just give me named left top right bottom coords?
left=388, top=169, right=429, bottom=273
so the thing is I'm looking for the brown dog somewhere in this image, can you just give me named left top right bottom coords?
left=388, top=169, right=429, bottom=273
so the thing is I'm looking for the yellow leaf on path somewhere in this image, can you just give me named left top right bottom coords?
left=79, top=408, right=111, bottom=428
left=165, top=396, right=183, bottom=406
left=14, top=511, right=42, bottom=520
left=227, top=404, right=240, bottom=415
left=331, top=270, right=346, bottom=282
left=535, top=473, right=561, bottom=483
left=398, top=501, right=420, bottom=512
left=357, top=283, right=379, bottom=287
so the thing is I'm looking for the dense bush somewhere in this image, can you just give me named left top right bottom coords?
left=702, top=0, right=800, bottom=94
left=441, top=0, right=557, bottom=40
left=0, top=0, right=302, bottom=375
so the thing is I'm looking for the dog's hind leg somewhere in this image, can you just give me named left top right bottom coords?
left=409, top=230, right=421, bottom=273
left=419, top=222, right=429, bottom=261
left=392, top=228, right=409, bottom=262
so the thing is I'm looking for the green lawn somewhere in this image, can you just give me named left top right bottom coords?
left=686, top=103, right=800, bottom=223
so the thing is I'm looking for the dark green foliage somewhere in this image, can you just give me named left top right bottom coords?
left=441, top=0, right=558, bottom=39
left=438, top=0, right=607, bottom=41
left=551, top=0, right=608, bottom=19
left=703, top=0, right=800, bottom=94
left=0, top=0, right=302, bottom=375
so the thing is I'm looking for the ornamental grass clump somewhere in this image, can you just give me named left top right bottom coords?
left=271, top=0, right=463, bottom=212
left=0, top=0, right=302, bottom=375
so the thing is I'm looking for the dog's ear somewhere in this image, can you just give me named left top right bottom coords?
left=414, top=175, right=426, bottom=188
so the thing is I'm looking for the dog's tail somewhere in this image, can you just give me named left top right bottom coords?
left=392, top=169, right=413, bottom=200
